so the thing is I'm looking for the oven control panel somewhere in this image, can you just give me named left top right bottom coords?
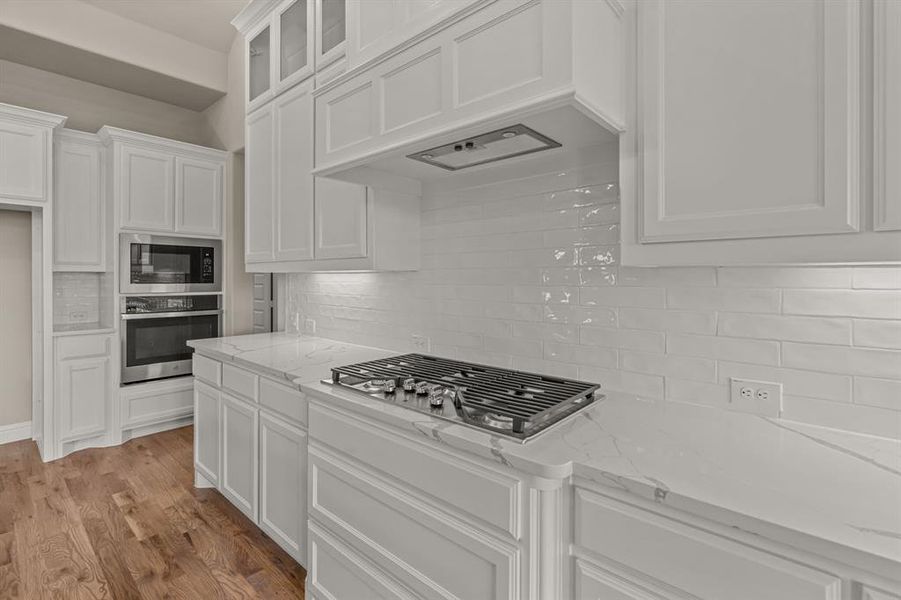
left=123, top=295, right=221, bottom=314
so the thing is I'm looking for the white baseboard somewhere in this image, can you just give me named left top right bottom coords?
left=0, top=420, right=32, bottom=445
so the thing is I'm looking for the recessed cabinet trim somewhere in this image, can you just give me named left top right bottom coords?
left=174, top=156, right=223, bottom=236
left=119, top=145, right=176, bottom=232
left=874, top=0, right=901, bottom=232
left=53, top=132, right=105, bottom=271
left=636, top=0, right=860, bottom=243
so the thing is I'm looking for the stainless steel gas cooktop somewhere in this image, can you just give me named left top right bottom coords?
left=323, top=353, right=601, bottom=442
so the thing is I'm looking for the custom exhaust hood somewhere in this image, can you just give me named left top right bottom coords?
left=311, top=0, right=625, bottom=189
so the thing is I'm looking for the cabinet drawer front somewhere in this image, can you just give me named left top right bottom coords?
left=310, top=447, right=519, bottom=600
left=259, top=377, right=307, bottom=426
left=222, top=364, right=258, bottom=401
left=574, top=488, right=842, bottom=600
left=309, top=403, right=520, bottom=537
left=193, top=354, right=222, bottom=387
left=56, top=334, right=111, bottom=360
left=309, top=522, right=417, bottom=600
left=122, top=385, right=193, bottom=428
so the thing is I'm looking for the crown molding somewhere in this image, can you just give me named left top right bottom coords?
left=97, top=126, right=228, bottom=159
left=231, top=0, right=281, bottom=35
left=0, top=102, right=67, bottom=129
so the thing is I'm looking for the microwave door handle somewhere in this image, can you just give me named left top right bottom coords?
left=121, top=309, right=223, bottom=320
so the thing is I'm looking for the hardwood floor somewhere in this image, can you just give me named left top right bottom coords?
left=0, top=427, right=306, bottom=599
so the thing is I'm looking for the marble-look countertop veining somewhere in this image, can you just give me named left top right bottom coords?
left=189, top=332, right=901, bottom=572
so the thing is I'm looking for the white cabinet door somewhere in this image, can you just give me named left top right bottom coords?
left=0, top=120, right=47, bottom=202
left=637, top=0, right=860, bottom=242
left=57, top=356, right=110, bottom=442
left=259, top=411, right=307, bottom=562
left=194, top=381, right=221, bottom=487
left=314, top=178, right=367, bottom=259
left=246, top=105, right=276, bottom=263
left=120, top=145, right=175, bottom=231
left=276, top=0, right=315, bottom=93
left=221, top=393, right=259, bottom=521
left=53, top=138, right=104, bottom=271
left=274, top=83, right=315, bottom=261
left=175, top=156, right=223, bottom=236
left=316, top=0, right=347, bottom=68
left=875, top=0, right=901, bottom=231
left=247, top=20, right=274, bottom=113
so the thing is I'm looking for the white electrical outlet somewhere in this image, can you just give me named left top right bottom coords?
left=729, top=378, right=783, bottom=417
left=411, top=334, right=430, bottom=352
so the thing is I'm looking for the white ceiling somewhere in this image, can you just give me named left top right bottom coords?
left=82, top=0, right=249, bottom=53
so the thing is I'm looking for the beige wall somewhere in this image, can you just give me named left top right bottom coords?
left=0, top=210, right=32, bottom=427
left=203, top=33, right=246, bottom=152
left=0, top=59, right=211, bottom=145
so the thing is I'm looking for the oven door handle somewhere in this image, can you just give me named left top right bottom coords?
left=120, top=309, right=224, bottom=320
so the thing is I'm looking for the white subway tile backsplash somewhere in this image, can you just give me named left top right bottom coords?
left=853, top=377, right=901, bottom=411
left=619, top=351, right=716, bottom=382
left=666, top=288, right=781, bottom=313
left=782, top=343, right=901, bottom=380
left=618, top=308, right=717, bottom=334
left=852, top=267, right=901, bottom=289
left=718, top=313, right=852, bottom=345
left=783, top=290, right=901, bottom=319
left=287, top=162, right=901, bottom=439
left=666, top=333, right=780, bottom=365
left=852, top=319, right=901, bottom=350
left=717, top=267, right=852, bottom=288
left=580, top=326, right=666, bottom=353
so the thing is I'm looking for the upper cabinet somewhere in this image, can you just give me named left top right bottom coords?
left=316, top=0, right=347, bottom=69
left=621, top=0, right=901, bottom=265
left=53, top=130, right=106, bottom=271
left=245, top=0, right=318, bottom=112
left=99, top=127, right=226, bottom=237
left=244, top=80, right=419, bottom=272
left=0, top=103, right=66, bottom=206
left=312, top=0, right=624, bottom=185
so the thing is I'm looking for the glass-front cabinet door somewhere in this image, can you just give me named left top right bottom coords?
left=316, top=0, right=347, bottom=68
left=277, top=0, right=314, bottom=90
left=247, top=22, right=272, bottom=110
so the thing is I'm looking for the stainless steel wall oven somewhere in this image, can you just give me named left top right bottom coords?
left=120, top=295, right=222, bottom=384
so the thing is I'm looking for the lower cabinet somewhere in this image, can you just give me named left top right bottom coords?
left=259, top=410, right=308, bottom=563
left=221, top=392, right=259, bottom=521
left=193, top=381, right=220, bottom=487
left=572, top=484, right=843, bottom=600
left=55, top=333, right=113, bottom=443
left=191, top=356, right=309, bottom=563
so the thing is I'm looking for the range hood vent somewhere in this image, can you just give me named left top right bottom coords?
left=407, top=124, right=561, bottom=171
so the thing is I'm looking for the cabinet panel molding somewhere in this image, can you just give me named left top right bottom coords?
left=120, top=145, right=175, bottom=231
left=874, top=0, right=901, bottom=231
left=193, top=381, right=221, bottom=487
left=637, top=0, right=860, bottom=242
left=53, top=135, right=104, bottom=270
left=175, top=156, right=223, bottom=236
left=220, top=393, right=260, bottom=520
left=259, top=411, right=307, bottom=561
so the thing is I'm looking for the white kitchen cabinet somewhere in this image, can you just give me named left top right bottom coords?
left=175, top=156, right=223, bottom=236
left=245, top=104, right=276, bottom=262
left=0, top=103, right=64, bottom=204
left=314, top=178, right=366, bottom=259
left=277, top=0, right=315, bottom=93
left=55, top=334, right=112, bottom=443
left=875, top=0, right=901, bottom=232
left=275, top=83, right=315, bottom=261
left=861, top=586, right=901, bottom=600
left=221, top=392, right=259, bottom=521
left=119, top=145, right=175, bottom=232
left=53, top=130, right=105, bottom=271
left=346, top=0, right=478, bottom=69
left=620, top=0, right=901, bottom=265
left=259, top=410, right=308, bottom=563
left=193, top=380, right=221, bottom=488
left=244, top=79, right=418, bottom=272
left=99, top=127, right=227, bottom=237
left=247, top=20, right=274, bottom=113
left=316, top=0, right=347, bottom=69
left=572, top=485, right=843, bottom=600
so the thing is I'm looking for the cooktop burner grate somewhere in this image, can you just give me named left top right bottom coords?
left=328, top=353, right=600, bottom=440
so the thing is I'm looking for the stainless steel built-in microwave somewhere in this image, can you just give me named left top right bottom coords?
left=119, top=234, right=222, bottom=294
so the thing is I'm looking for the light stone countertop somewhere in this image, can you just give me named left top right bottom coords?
left=188, top=332, right=901, bottom=572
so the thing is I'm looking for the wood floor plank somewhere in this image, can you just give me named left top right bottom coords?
left=0, top=427, right=306, bottom=599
